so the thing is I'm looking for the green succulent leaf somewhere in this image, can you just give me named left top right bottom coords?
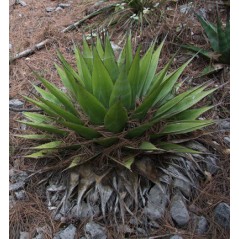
left=33, top=73, right=79, bottom=116
left=104, top=101, right=128, bottom=133
left=128, top=47, right=140, bottom=107
left=196, top=14, right=219, bottom=52
left=172, top=106, right=213, bottom=120
left=82, top=36, right=93, bottom=72
left=23, top=112, right=53, bottom=123
left=75, top=84, right=107, bottom=125
left=18, top=121, right=67, bottom=135
left=109, top=65, right=131, bottom=108
left=57, top=51, right=84, bottom=86
left=103, top=36, right=119, bottom=82
left=34, top=85, right=61, bottom=105
left=158, top=142, right=200, bottom=153
left=14, top=134, right=52, bottom=140
left=141, top=38, right=165, bottom=96
left=92, top=48, right=113, bottom=107
left=156, top=120, right=213, bottom=136
left=25, top=150, right=55, bottom=158
left=39, top=98, right=83, bottom=125
left=74, top=46, right=93, bottom=93
left=60, top=121, right=101, bottom=139
left=31, top=141, right=62, bottom=149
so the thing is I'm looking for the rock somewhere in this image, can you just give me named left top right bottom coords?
left=170, top=236, right=183, bottom=239
left=160, top=174, right=172, bottom=185
left=85, top=222, right=107, bottom=239
left=9, top=195, right=16, bottom=209
left=9, top=43, right=12, bottom=50
left=55, top=7, right=63, bottom=12
left=173, top=178, right=191, bottom=198
left=33, top=227, right=48, bottom=239
left=170, top=193, right=190, bottom=227
left=71, top=202, right=99, bottom=219
left=205, top=155, right=219, bottom=175
left=9, top=99, right=24, bottom=108
left=179, top=2, right=193, bottom=14
left=46, top=7, right=56, bottom=12
left=144, top=185, right=168, bottom=220
left=20, top=232, right=30, bottom=239
left=218, top=120, right=230, bottom=130
left=224, top=136, right=230, bottom=145
left=58, top=3, right=71, bottom=8
left=53, top=224, right=77, bottom=239
left=196, top=8, right=207, bottom=19
left=110, top=42, right=122, bottom=52
left=214, top=203, right=230, bottom=229
left=15, top=190, right=26, bottom=200
left=17, top=0, right=27, bottom=7
left=195, top=216, right=208, bottom=234
left=9, top=181, right=25, bottom=192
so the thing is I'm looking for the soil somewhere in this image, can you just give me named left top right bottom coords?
left=9, top=0, right=230, bottom=238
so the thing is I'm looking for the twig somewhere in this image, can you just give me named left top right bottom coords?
left=10, top=39, right=51, bottom=63
left=9, top=107, right=43, bottom=112
left=62, top=4, right=117, bottom=33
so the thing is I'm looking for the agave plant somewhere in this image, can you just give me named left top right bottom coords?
left=183, top=13, right=230, bottom=65
left=18, top=34, right=215, bottom=217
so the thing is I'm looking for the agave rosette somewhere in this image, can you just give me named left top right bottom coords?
left=19, top=34, right=215, bottom=171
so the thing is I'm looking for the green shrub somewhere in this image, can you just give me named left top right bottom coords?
left=19, top=34, right=215, bottom=175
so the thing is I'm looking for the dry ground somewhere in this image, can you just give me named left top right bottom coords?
left=9, top=0, right=230, bottom=238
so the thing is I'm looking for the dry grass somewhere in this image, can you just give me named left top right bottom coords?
left=9, top=0, right=230, bottom=238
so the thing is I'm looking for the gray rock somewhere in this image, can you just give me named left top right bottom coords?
left=173, top=178, right=191, bottom=198
left=55, top=7, right=63, bottom=12
left=46, top=7, right=56, bottom=12
left=196, top=8, right=207, bottom=19
left=170, top=236, right=183, bottom=239
left=15, top=190, right=26, bottom=200
left=58, top=3, right=71, bottom=8
left=20, top=232, right=30, bottom=239
left=110, top=42, right=122, bottom=52
left=224, top=136, right=230, bottom=145
left=85, top=222, right=107, bottom=239
left=17, top=0, right=27, bottom=7
left=71, top=202, right=99, bottom=219
left=9, top=181, right=25, bottom=191
left=160, top=174, right=172, bottom=185
left=170, top=194, right=190, bottom=227
left=9, top=43, right=12, bottom=50
left=179, top=2, right=193, bottom=14
left=214, top=203, right=230, bottom=229
left=9, top=99, right=24, bottom=108
left=53, top=224, right=77, bottom=239
left=205, top=156, right=219, bottom=175
left=218, top=120, right=230, bottom=130
left=144, top=185, right=168, bottom=220
left=192, top=214, right=208, bottom=234
left=9, top=195, right=16, bottom=209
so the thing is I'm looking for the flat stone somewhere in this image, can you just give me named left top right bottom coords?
left=179, top=2, right=193, bottom=14
left=110, top=41, right=122, bottom=52
left=173, top=178, right=191, bottom=198
left=15, top=190, right=26, bottom=200
left=58, top=3, right=71, bottom=8
left=55, top=7, right=63, bottom=12
left=214, top=203, right=230, bottom=229
left=53, top=224, right=77, bottom=239
left=192, top=214, right=208, bottom=234
left=224, top=137, right=230, bottom=145
left=9, top=181, right=25, bottom=191
left=46, top=7, right=56, bottom=12
left=18, top=0, right=27, bottom=7
left=9, top=43, right=12, bottom=50
left=9, top=99, right=24, bottom=108
left=71, top=202, right=99, bottom=219
left=196, top=8, right=207, bottom=18
left=20, top=232, right=30, bottom=239
left=218, top=120, right=230, bottom=130
left=144, top=185, right=168, bottom=220
left=170, top=194, right=190, bottom=227
left=170, top=236, right=183, bottom=239
left=205, top=156, right=219, bottom=175
left=85, top=222, right=107, bottom=239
